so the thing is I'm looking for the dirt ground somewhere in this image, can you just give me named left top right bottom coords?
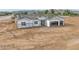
left=0, top=16, right=79, bottom=50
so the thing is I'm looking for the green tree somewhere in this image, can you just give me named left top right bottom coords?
left=50, top=9, right=55, bottom=14
left=63, top=10, right=71, bottom=16
left=45, top=10, right=48, bottom=14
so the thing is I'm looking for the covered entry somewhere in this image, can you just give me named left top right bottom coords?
left=60, top=21, right=64, bottom=26
left=50, top=21, right=58, bottom=26
left=46, top=20, right=64, bottom=27
left=46, top=17, right=64, bottom=27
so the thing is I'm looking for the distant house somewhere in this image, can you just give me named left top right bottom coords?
left=16, top=15, right=64, bottom=28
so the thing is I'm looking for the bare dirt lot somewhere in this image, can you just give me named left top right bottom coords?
left=0, top=16, right=79, bottom=50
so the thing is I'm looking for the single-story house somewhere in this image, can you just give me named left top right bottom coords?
left=16, top=16, right=64, bottom=28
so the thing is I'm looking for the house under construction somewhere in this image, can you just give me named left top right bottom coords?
left=16, top=15, right=64, bottom=28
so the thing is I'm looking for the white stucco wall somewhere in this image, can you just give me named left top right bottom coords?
left=46, top=20, right=64, bottom=27
left=16, top=19, right=41, bottom=28
left=33, top=20, right=41, bottom=27
left=46, top=20, right=50, bottom=27
left=16, top=19, right=33, bottom=28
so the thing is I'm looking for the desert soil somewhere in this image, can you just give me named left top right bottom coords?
left=0, top=16, right=79, bottom=50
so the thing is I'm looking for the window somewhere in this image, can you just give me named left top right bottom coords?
left=34, top=21, right=38, bottom=24
left=21, top=22, right=26, bottom=26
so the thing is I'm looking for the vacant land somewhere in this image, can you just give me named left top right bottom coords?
left=0, top=16, right=79, bottom=50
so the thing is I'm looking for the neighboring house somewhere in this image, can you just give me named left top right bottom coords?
left=16, top=15, right=64, bottom=28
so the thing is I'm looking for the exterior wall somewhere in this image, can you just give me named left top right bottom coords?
left=16, top=19, right=33, bottom=28
left=32, top=20, right=41, bottom=27
left=40, top=20, right=46, bottom=26
left=46, top=20, right=50, bottom=27
left=46, top=20, right=64, bottom=27
left=38, top=17, right=47, bottom=26
left=16, top=19, right=41, bottom=28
